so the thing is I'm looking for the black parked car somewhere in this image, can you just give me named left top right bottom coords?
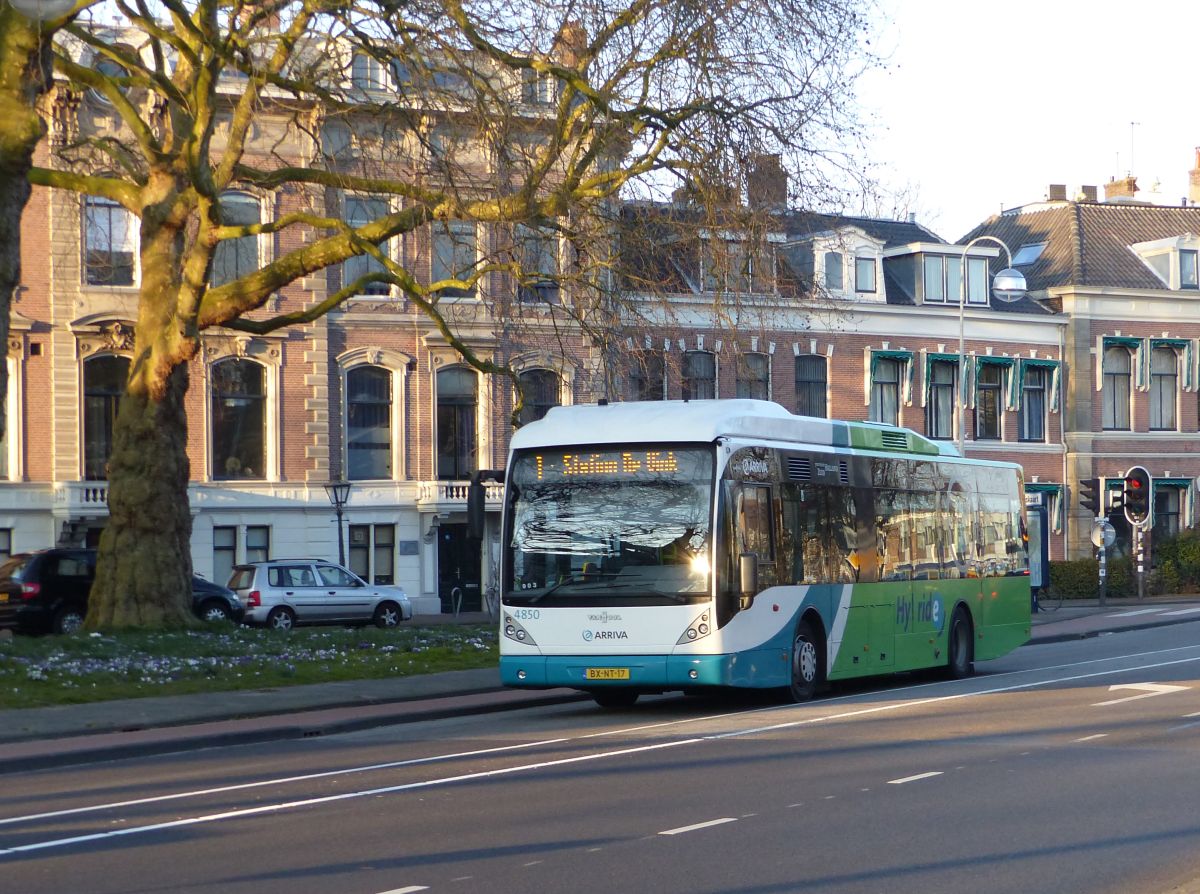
left=0, top=549, right=244, bottom=635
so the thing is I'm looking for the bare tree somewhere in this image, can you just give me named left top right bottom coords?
left=29, top=0, right=874, bottom=628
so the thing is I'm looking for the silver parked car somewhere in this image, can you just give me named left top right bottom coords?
left=229, top=559, right=413, bottom=631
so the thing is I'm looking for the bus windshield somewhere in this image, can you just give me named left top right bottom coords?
left=505, top=446, right=714, bottom=605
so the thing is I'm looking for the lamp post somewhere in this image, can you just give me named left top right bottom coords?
left=323, top=480, right=352, bottom=566
left=957, top=236, right=1027, bottom=456
left=6, top=0, right=76, bottom=20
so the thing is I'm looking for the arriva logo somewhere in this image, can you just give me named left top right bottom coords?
left=582, top=629, right=629, bottom=641
left=741, top=457, right=769, bottom=476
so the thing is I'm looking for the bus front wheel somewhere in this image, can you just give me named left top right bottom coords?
left=946, top=606, right=974, bottom=679
left=788, top=619, right=822, bottom=702
left=591, top=689, right=639, bottom=709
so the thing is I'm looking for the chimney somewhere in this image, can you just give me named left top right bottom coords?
left=1078, top=185, right=1098, bottom=203
left=1104, top=175, right=1138, bottom=201
left=747, top=154, right=788, bottom=211
left=553, top=21, right=588, bottom=69
left=1047, top=184, right=1067, bottom=201
left=1189, top=147, right=1200, bottom=206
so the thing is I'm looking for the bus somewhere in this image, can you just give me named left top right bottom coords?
left=471, top=399, right=1031, bottom=708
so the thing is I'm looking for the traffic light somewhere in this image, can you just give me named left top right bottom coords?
left=1078, top=478, right=1100, bottom=515
left=1123, top=466, right=1151, bottom=526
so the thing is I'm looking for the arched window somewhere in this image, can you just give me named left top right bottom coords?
left=211, top=192, right=261, bottom=286
left=83, top=355, right=130, bottom=480
left=436, top=367, right=477, bottom=480
left=1102, top=346, right=1131, bottom=431
left=211, top=358, right=265, bottom=479
left=517, top=369, right=560, bottom=426
left=346, top=365, right=392, bottom=480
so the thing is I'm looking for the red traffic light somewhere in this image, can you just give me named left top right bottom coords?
left=1123, top=466, right=1151, bottom=526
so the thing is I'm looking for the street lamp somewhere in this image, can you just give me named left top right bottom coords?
left=323, top=480, right=352, bottom=566
left=957, top=236, right=1027, bottom=455
left=7, top=0, right=76, bottom=20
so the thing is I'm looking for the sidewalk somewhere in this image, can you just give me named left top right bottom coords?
left=2, top=598, right=1198, bottom=772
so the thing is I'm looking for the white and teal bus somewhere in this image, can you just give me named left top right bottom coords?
left=471, top=399, right=1030, bottom=708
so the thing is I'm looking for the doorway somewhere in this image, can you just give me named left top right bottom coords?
left=436, top=522, right=482, bottom=612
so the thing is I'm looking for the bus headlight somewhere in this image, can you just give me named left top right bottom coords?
left=676, top=610, right=712, bottom=645
left=504, top=615, right=538, bottom=646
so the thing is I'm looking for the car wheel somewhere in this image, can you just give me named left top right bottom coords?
left=266, top=606, right=296, bottom=631
left=787, top=617, right=822, bottom=702
left=945, top=606, right=974, bottom=679
left=591, top=689, right=639, bottom=709
left=53, top=606, right=85, bottom=636
left=373, top=601, right=402, bottom=629
left=198, top=601, right=231, bottom=623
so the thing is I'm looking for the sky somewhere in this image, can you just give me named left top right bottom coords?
left=857, top=0, right=1200, bottom=241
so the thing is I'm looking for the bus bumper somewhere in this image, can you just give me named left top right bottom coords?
left=500, top=651, right=788, bottom=690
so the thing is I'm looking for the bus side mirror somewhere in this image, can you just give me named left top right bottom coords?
left=739, top=553, right=758, bottom=607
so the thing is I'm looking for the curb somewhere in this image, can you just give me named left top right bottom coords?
left=1027, top=614, right=1200, bottom=645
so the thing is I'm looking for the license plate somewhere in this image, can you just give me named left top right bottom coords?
left=585, top=667, right=630, bottom=681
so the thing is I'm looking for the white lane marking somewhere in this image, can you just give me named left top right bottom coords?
left=1162, top=607, right=1200, bottom=616
left=659, top=818, right=737, bottom=836
left=1107, top=609, right=1163, bottom=617
left=1185, top=710, right=1200, bottom=718
left=0, top=738, right=704, bottom=856
left=1072, top=734, right=1109, bottom=742
left=887, top=771, right=943, bottom=785
left=9, top=646, right=1200, bottom=854
left=1092, top=682, right=1190, bottom=706
left=0, top=737, right=570, bottom=828
left=377, top=888, right=429, bottom=894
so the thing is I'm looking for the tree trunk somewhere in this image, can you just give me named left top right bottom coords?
left=0, top=13, right=53, bottom=443
left=87, top=359, right=196, bottom=629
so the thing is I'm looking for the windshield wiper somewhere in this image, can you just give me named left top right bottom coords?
left=525, top=571, right=622, bottom=603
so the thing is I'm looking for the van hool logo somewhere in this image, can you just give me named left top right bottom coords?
left=741, top=457, right=770, bottom=476
left=587, top=611, right=623, bottom=623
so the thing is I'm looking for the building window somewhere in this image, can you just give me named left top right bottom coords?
left=213, top=525, right=236, bottom=586
left=1102, top=346, right=1132, bottom=431
left=870, top=358, right=901, bottom=426
left=211, top=192, right=261, bottom=286
left=431, top=221, right=477, bottom=297
left=436, top=366, right=477, bottom=480
left=211, top=358, right=266, bottom=479
left=1182, top=250, right=1199, bottom=290
left=516, top=369, right=560, bottom=426
left=682, top=350, right=716, bottom=400
left=349, top=523, right=395, bottom=584
left=1153, top=487, right=1182, bottom=541
left=1011, top=242, right=1046, bottom=266
left=245, top=525, right=270, bottom=563
left=923, top=254, right=986, bottom=304
left=0, top=528, right=10, bottom=561
left=794, top=355, right=827, bottom=418
left=736, top=353, right=769, bottom=400
left=83, top=195, right=136, bottom=286
left=342, top=195, right=392, bottom=296
left=926, top=359, right=956, bottom=440
left=350, top=51, right=389, bottom=90
left=823, top=251, right=843, bottom=291
left=83, top=354, right=130, bottom=480
left=1150, top=346, right=1178, bottom=431
left=1019, top=366, right=1047, bottom=442
left=628, top=352, right=665, bottom=401
left=975, top=364, right=1003, bottom=440
left=515, top=225, right=559, bottom=303
left=855, top=256, right=876, bottom=293
left=521, top=68, right=558, bottom=105
left=347, top=365, right=392, bottom=480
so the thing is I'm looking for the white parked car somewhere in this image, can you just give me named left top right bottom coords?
left=228, top=559, right=413, bottom=630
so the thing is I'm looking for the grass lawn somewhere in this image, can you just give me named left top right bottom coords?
left=0, top=623, right=498, bottom=710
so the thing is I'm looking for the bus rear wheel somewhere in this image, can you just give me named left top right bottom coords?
left=788, top=619, right=822, bottom=702
left=946, top=606, right=974, bottom=679
left=591, top=689, right=639, bottom=709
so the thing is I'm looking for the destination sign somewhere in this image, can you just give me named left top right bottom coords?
left=530, top=450, right=680, bottom=481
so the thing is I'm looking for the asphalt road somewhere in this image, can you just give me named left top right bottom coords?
left=5, top=622, right=1200, bottom=894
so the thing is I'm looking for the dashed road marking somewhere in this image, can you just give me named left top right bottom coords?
left=887, top=771, right=943, bottom=785
left=1073, top=734, right=1108, bottom=742
left=659, top=818, right=737, bottom=836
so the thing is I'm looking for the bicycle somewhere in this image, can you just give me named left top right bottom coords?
left=1034, top=586, right=1061, bottom=612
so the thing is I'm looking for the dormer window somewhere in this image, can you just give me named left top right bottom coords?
left=1181, top=249, right=1198, bottom=289
left=855, top=256, right=876, bottom=293
left=824, top=251, right=843, bottom=291
left=922, top=254, right=987, bottom=305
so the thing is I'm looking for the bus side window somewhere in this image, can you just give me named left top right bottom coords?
left=737, top=485, right=774, bottom=562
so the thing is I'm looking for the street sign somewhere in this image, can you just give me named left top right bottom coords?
left=1090, top=519, right=1116, bottom=549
